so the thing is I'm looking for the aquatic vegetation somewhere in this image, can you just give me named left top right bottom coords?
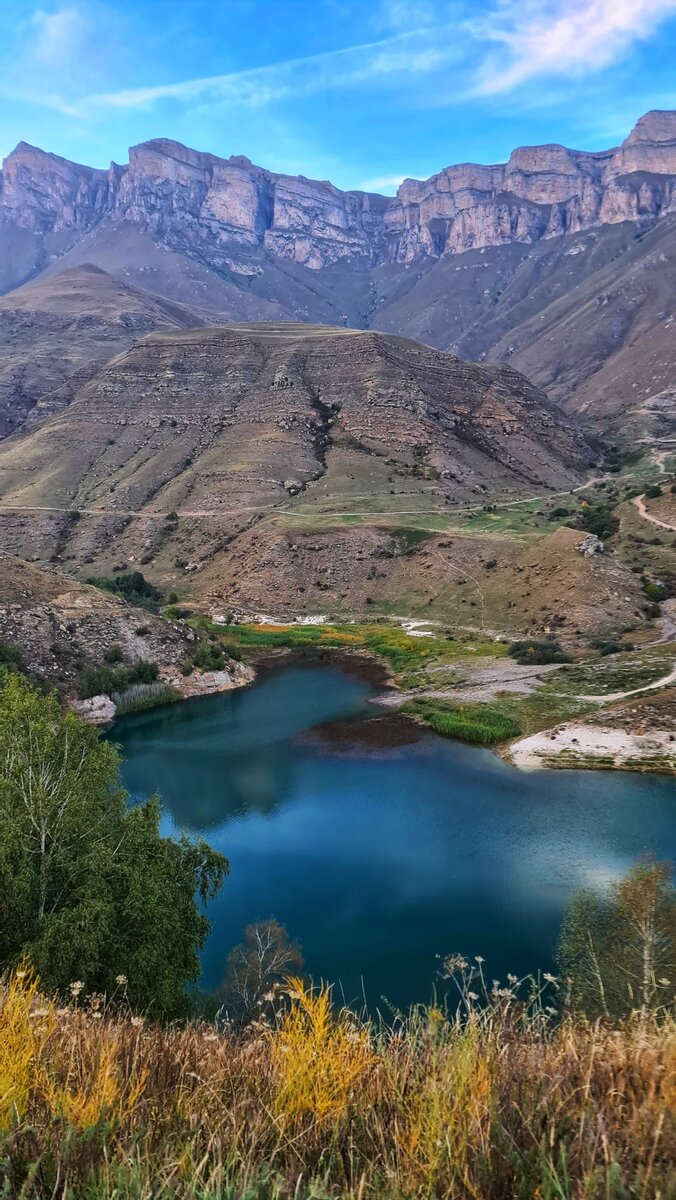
left=403, top=698, right=521, bottom=744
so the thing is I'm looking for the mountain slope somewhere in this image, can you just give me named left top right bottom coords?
left=0, top=322, right=592, bottom=578
left=0, top=264, right=202, bottom=434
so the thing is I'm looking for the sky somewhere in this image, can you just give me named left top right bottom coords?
left=0, top=0, right=675, bottom=193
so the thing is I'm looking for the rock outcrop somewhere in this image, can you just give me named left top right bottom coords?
left=1, top=112, right=674, bottom=287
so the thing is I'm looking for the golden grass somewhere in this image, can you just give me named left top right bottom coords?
left=0, top=967, right=674, bottom=1199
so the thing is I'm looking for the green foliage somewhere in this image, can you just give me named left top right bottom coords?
left=85, top=571, right=163, bottom=613
left=507, top=639, right=571, bottom=665
left=77, top=660, right=159, bottom=700
left=191, top=641, right=226, bottom=672
left=0, top=674, right=228, bottom=1016
left=644, top=484, right=663, bottom=499
left=0, top=640, right=25, bottom=673
left=104, top=643, right=124, bottom=664
left=165, top=606, right=193, bottom=620
left=642, top=578, right=667, bottom=602
left=591, top=638, right=624, bottom=656
left=403, top=698, right=521, bottom=745
left=574, top=501, right=619, bottom=540
left=556, top=859, right=675, bottom=1018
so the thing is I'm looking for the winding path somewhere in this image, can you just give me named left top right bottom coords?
left=632, top=494, right=676, bottom=532
left=575, top=662, right=676, bottom=704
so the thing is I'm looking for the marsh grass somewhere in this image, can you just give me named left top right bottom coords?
left=204, top=620, right=504, bottom=679
left=111, top=682, right=180, bottom=715
left=404, top=698, right=521, bottom=744
left=1, top=966, right=673, bottom=1199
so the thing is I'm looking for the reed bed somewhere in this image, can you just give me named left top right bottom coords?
left=0, top=967, right=674, bottom=1199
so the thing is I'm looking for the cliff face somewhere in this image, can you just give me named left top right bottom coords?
left=1, top=111, right=674, bottom=282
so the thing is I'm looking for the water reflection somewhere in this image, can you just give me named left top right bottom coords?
left=112, top=663, right=676, bottom=1009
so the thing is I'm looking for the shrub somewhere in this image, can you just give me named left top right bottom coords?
left=77, top=659, right=159, bottom=699
left=128, top=660, right=159, bottom=685
left=191, top=642, right=226, bottom=672
left=592, top=639, right=623, bottom=656
left=0, top=640, right=24, bottom=673
left=85, top=571, right=163, bottom=613
left=104, top=643, right=124, bottom=664
left=644, top=484, right=663, bottom=499
left=642, top=579, right=666, bottom=602
left=575, top=501, right=618, bottom=540
left=165, top=606, right=193, bottom=620
left=507, top=639, right=571, bottom=665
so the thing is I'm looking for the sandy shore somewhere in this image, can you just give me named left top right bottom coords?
left=507, top=721, right=676, bottom=772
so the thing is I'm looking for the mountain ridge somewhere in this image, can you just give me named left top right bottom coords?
left=1, top=110, right=674, bottom=291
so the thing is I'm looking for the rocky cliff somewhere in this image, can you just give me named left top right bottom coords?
left=1, top=111, right=674, bottom=286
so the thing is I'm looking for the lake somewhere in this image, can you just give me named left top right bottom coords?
left=111, top=660, right=676, bottom=1011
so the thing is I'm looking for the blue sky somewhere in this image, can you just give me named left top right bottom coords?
left=1, top=1, right=675, bottom=192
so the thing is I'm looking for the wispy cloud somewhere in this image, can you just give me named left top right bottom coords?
left=84, top=27, right=457, bottom=113
left=4, top=0, right=676, bottom=125
left=466, top=0, right=676, bottom=96
left=26, top=5, right=90, bottom=66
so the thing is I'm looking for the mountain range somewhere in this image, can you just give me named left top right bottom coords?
left=0, top=110, right=675, bottom=440
left=0, top=111, right=673, bottom=638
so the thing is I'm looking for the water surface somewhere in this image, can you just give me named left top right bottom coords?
left=111, top=662, right=675, bottom=1010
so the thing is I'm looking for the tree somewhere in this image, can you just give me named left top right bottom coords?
left=217, top=918, right=304, bottom=1025
left=556, top=859, right=675, bottom=1017
left=0, top=673, right=228, bottom=1017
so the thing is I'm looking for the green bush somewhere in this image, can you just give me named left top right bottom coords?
left=85, top=570, right=163, bottom=613
left=104, top=643, right=124, bottom=664
left=0, top=640, right=25, bottom=673
left=192, top=642, right=226, bottom=672
left=575, top=502, right=618, bottom=540
left=642, top=579, right=666, bottom=602
left=77, top=659, right=159, bottom=699
left=507, top=639, right=571, bottom=665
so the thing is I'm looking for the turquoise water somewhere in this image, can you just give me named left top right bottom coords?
left=111, top=662, right=675, bottom=1010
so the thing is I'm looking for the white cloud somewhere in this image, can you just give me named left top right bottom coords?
left=26, top=5, right=90, bottom=67
left=84, top=27, right=460, bottom=113
left=466, top=0, right=676, bottom=96
left=5, top=0, right=676, bottom=123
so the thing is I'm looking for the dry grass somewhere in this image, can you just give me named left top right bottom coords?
left=0, top=967, right=674, bottom=1199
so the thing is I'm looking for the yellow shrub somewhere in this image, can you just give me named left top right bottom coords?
left=269, top=977, right=375, bottom=1129
left=42, top=1032, right=146, bottom=1131
left=0, top=964, right=52, bottom=1132
left=395, top=1017, right=494, bottom=1197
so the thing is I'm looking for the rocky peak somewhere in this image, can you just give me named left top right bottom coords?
left=1, top=110, right=675, bottom=281
left=624, top=110, right=676, bottom=145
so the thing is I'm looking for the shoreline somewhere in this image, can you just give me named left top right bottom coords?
left=90, top=638, right=675, bottom=779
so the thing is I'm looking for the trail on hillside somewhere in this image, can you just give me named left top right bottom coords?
left=632, top=494, right=676, bottom=532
